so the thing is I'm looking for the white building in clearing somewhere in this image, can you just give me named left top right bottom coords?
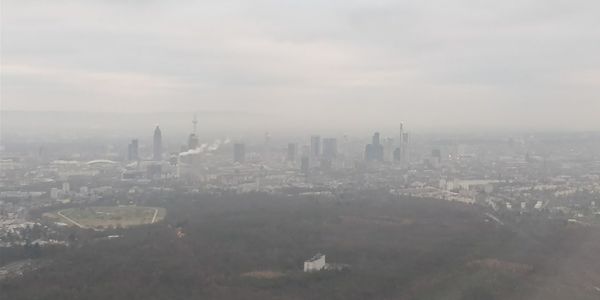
left=304, top=253, right=326, bottom=272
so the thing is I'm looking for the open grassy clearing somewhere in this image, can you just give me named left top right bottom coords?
left=45, top=206, right=166, bottom=229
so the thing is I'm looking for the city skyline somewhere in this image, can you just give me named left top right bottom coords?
left=2, top=2, right=600, bottom=299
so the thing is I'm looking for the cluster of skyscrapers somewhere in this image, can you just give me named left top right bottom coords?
left=365, top=124, right=409, bottom=163
left=126, top=125, right=163, bottom=162
left=125, top=118, right=409, bottom=178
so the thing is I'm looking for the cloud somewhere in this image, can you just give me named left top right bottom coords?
left=1, top=0, right=599, bottom=130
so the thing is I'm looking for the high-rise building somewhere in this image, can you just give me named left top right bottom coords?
left=301, top=156, right=310, bottom=174
left=310, top=135, right=321, bottom=157
left=322, top=138, right=338, bottom=159
left=263, top=132, right=271, bottom=162
left=188, top=115, right=199, bottom=150
left=234, top=143, right=245, bottom=163
left=287, top=143, right=297, bottom=162
left=128, top=139, right=139, bottom=161
left=398, top=123, right=404, bottom=149
left=394, top=123, right=404, bottom=162
left=372, top=132, right=380, bottom=146
left=365, top=132, right=384, bottom=161
left=153, top=126, right=162, bottom=161
left=394, top=123, right=410, bottom=164
left=402, top=132, right=410, bottom=163
left=384, top=138, right=394, bottom=162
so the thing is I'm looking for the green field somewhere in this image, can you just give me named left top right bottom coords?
left=47, top=206, right=166, bottom=229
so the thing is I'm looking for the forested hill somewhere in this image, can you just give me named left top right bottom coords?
left=2, top=192, right=599, bottom=300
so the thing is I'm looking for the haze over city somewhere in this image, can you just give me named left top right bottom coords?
left=1, top=1, right=600, bottom=300
left=2, top=0, right=600, bottom=131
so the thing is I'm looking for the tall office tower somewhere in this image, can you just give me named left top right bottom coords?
left=365, top=132, right=384, bottom=161
left=128, top=139, right=139, bottom=161
left=365, top=144, right=373, bottom=161
left=287, top=143, right=297, bottom=161
left=322, top=138, right=338, bottom=159
left=372, top=132, right=380, bottom=146
left=233, top=143, right=245, bottom=163
left=399, top=123, right=404, bottom=145
left=402, top=132, right=410, bottom=163
left=153, top=126, right=162, bottom=161
left=384, top=138, right=394, bottom=162
left=188, top=115, right=199, bottom=150
left=301, top=156, right=310, bottom=174
left=394, top=123, right=404, bottom=162
left=310, top=135, right=321, bottom=157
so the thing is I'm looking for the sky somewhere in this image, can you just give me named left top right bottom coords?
left=1, top=0, right=600, bottom=131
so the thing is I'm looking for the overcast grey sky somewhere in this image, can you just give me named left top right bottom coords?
left=1, top=0, right=599, bottom=131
